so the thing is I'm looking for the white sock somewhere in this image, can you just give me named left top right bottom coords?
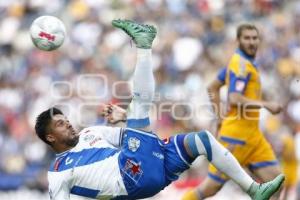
left=127, top=48, right=154, bottom=126
left=191, top=131, right=254, bottom=191
left=133, top=48, right=155, bottom=102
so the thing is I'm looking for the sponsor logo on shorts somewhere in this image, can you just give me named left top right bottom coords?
left=122, top=159, right=143, bottom=183
left=152, top=151, right=164, bottom=160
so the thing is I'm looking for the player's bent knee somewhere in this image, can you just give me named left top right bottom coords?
left=185, top=130, right=213, bottom=161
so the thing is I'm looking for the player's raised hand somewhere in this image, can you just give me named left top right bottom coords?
left=264, top=102, right=283, bottom=114
left=101, top=104, right=127, bottom=124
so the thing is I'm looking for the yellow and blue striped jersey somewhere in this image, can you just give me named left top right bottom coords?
left=222, top=48, right=262, bottom=133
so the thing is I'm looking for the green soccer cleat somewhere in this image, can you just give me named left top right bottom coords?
left=112, top=19, right=157, bottom=49
left=248, top=174, right=285, bottom=200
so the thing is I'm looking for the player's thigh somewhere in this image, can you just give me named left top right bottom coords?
left=248, top=134, right=280, bottom=181
left=218, top=136, right=251, bottom=163
left=198, top=176, right=224, bottom=197
left=252, top=165, right=282, bottom=182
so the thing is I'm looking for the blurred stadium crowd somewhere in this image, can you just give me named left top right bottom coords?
left=0, top=0, right=300, bottom=199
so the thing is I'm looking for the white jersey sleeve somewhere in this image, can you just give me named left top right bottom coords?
left=48, top=172, right=70, bottom=200
left=80, top=126, right=123, bottom=147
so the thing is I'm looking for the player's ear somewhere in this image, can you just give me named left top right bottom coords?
left=46, top=134, right=55, bottom=144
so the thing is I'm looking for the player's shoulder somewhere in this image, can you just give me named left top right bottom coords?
left=78, top=126, right=105, bottom=142
left=228, top=51, right=250, bottom=76
left=229, top=52, right=247, bottom=66
left=80, top=126, right=99, bottom=135
left=80, top=125, right=121, bottom=135
left=80, top=125, right=107, bottom=135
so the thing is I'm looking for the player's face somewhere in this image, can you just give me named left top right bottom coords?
left=238, top=29, right=260, bottom=58
left=48, top=114, right=79, bottom=147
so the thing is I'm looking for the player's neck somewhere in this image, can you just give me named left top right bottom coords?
left=236, top=48, right=256, bottom=61
left=52, top=143, right=75, bottom=154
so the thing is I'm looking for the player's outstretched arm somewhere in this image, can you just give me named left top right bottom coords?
left=101, top=103, right=127, bottom=125
left=207, top=67, right=227, bottom=134
left=207, top=67, right=226, bottom=117
left=207, top=78, right=224, bottom=134
left=207, top=79, right=223, bottom=115
left=229, top=92, right=282, bottom=114
left=227, top=57, right=282, bottom=115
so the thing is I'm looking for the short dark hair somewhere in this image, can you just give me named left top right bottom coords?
left=237, top=24, right=259, bottom=39
left=35, top=107, right=63, bottom=145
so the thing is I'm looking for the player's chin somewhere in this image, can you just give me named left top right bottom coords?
left=246, top=49, right=256, bottom=57
left=67, top=135, right=79, bottom=147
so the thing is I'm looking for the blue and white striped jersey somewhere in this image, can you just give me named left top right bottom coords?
left=48, top=126, right=127, bottom=200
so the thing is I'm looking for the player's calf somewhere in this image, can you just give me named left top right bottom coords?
left=182, top=177, right=223, bottom=200
left=183, top=130, right=253, bottom=189
left=183, top=131, right=285, bottom=200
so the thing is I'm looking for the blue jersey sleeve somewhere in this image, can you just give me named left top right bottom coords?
left=228, top=71, right=251, bottom=94
left=217, top=67, right=227, bottom=84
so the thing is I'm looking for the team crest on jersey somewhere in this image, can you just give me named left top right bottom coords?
left=128, top=137, right=140, bottom=152
left=122, top=159, right=143, bottom=183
